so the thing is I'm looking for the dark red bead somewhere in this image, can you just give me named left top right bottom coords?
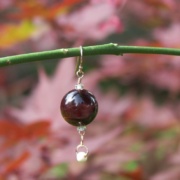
left=60, top=89, right=98, bottom=126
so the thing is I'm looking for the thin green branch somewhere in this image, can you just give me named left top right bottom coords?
left=0, top=43, right=180, bottom=67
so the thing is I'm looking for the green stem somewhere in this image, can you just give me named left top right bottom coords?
left=0, top=43, right=180, bottom=67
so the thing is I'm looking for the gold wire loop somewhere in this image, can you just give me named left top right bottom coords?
left=76, top=144, right=89, bottom=154
left=80, top=135, right=84, bottom=145
left=78, top=128, right=85, bottom=145
left=76, top=46, right=84, bottom=84
left=76, top=69, right=84, bottom=78
left=76, top=125, right=88, bottom=154
left=79, top=130, right=85, bottom=136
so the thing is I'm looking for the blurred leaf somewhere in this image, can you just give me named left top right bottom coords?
left=7, top=0, right=84, bottom=20
left=49, top=163, right=68, bottom=178
left=0, top=120, right=50, bottom=151
left=145, top=0, right=175, bottom=9
left=0, top=20, right=36, bottom=49
left=122, top=161, right=139, bottom=172
left=130, top=142, right=143, bottom=152
left=0, top=120, right=25, bottom=150
left=47, top=0, right=84, bottom=19
left=120, top=167, right=144, bottom=180
left=0, top=0, right=84, bottom=49
left=25, top=121, right=50, bottom=139
left=3, top=151, right=30, bottom=174
left=156, top=126, right=180, bottom=139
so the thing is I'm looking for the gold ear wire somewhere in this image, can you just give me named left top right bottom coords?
left=76, top=46, right=84, bottom=84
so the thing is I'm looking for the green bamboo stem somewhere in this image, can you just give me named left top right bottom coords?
left=0, top=43, right=180, bottom=67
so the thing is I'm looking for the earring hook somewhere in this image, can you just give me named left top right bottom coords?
left=76, top=46, right=84, bottom=85
left=78, top=46, right=83, bottom=68
left=80, top=46, right=83, bottom=59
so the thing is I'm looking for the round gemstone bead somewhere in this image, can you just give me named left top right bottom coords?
left=60, top=89, right=98, bottom=126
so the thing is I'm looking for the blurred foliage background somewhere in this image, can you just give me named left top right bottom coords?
left=0, top=0, right=180, bottom=180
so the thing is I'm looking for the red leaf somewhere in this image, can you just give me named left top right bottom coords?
left=120, top=168, right=144, bottom=180
left=0, top=120, right=25, bottom=147
left=48, top=0, right=84, bottom=19
left=25, top=121, right=50, bottom=139
left=3, top=151, right=30, bottom=175
left=0, top=120, right=50, bottom=151
left=7, top=0, right=84, bottom=20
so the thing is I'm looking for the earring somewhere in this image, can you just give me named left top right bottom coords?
left=60, top=46, right=98, bottom=162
